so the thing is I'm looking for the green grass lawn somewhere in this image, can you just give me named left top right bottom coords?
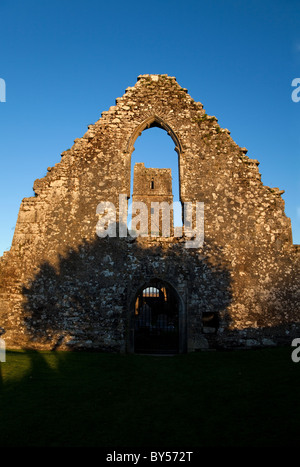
left=0, top=347, right=299, bottom=447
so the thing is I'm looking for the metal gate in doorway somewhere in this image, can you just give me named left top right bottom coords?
left=133, top=279, right=179, bottom=354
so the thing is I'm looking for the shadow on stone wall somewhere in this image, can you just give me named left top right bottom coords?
left=20, top=232, right=233, bottom=352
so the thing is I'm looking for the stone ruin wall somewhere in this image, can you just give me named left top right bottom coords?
left=0, top=74, right=299, bottom=351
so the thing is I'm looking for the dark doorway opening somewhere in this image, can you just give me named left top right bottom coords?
left=134, top=279, right=179, bottom=354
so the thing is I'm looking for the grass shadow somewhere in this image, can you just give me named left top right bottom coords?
left=0, top=347, right=300, bottom=447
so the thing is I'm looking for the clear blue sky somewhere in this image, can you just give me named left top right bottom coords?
left=0, top=0, right=299, bottom=255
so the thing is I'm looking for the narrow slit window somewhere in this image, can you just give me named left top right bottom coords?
left=151, top=180, right=154, bottom=190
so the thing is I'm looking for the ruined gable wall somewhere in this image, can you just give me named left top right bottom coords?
left=0, top=74, right=299, bottom=351
left=8, top=74, right=294, bottom=263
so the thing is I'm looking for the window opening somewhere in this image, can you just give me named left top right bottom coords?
left=128, top=126, right=182, bottom=235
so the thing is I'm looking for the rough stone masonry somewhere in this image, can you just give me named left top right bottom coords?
left=0, top=74, right=299, bottom=352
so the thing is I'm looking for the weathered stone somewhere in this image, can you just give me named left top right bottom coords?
left=0, top=74, right=299, bottom=353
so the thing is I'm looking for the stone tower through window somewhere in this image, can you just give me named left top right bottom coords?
left=131, top=162, right=174, bottom=236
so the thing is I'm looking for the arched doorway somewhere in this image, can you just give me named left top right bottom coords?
left=133, top=279, right=181, bottom=354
